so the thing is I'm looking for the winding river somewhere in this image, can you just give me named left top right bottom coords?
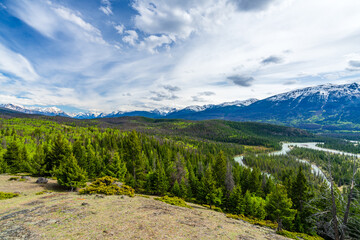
left=234, top=142, right=359, bottom=186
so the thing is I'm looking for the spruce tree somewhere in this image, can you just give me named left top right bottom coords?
left=104, top=152, right=127, bottom=181
left=54, top=154, right=87, bottom=191
left=248, top=167, right=262, bottom=196
left=179, top=178, right=188, bottom=198
left=31, top=144, right=46, bottom=176
left=44, top=135, right=71, bottom=174
left=3, top=141, right=20, bottom=173
left=188, top=167, right=199, bottom=198
left=202, top=166, right=222, bottom=209
left=228, top=185, right=244, bottom=214
left=19, top=146, right=32, bottom=173
left=73, top=140, right=87, bottom=169
left=0, top=155, right=8, bottom=173
left=172, top=180, right=181, bottom=197
left=155, top=160, right=168, bottom=195
left=266, top=185, right=296, bottom=231
left=214, top=151, right=227, bottom=187
left=290, top=166, right=314, bottom=233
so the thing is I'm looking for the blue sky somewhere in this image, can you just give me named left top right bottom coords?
left=0, top=0, right=360, bottom=113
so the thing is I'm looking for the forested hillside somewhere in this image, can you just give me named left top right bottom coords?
left=0, top=116, right=358, bottom=239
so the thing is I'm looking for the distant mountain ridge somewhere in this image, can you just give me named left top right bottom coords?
left=0, top=103, right=69, bottom=117
left=2, top=82, right=360, bottom=130
left=0, top=99, right=258, bottom=119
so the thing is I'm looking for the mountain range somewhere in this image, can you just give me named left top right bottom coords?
left=2, top=82, right=360, bottom=130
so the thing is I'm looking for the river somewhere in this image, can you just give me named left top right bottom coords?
left=234, top=142, right=359, bottom=186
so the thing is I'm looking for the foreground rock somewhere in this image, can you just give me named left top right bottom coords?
left=35, top=177, right=48, bottom=184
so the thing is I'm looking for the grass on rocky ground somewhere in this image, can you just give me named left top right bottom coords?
left=227, top=214, right=324, bottom=240
left=0, top=174, right=293, bottom=240
left=154, top=195, right=192, bottom=209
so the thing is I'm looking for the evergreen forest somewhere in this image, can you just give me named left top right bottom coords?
left=0, top=116, right=359, bottom=240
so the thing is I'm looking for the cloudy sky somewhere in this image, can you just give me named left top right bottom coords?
left=0, top=0, right=360, bottom=113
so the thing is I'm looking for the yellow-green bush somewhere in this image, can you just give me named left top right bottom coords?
left=227, top=214, right=324, bottom=240
left=79, top=176, right=135, bottom=197
left=8, top=177, right=19, bottom=181
left=226, top=214, right=277, bottom=229
left=35, top=190, right=53, bottom=195
left=0, top=191, right=19, bottom=200
left=276, top=230, right=324, bottom=240
left=155, top=195, right=192, bottom=209
left=202, top=204, right=223, bottom=212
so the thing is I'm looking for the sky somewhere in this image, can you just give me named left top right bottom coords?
left=0, top=0, right=360, bottom=113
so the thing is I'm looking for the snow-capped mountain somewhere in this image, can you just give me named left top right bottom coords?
left=219, top=98, right=258, bottom=107
left=0, top=104, right=68, bottom=117
left=70, top=111, right=105, bottom=119
left=267, top=83, right=360, bottom=102
left=151, top=107, right=177, bottom=116
left=226, top=82, right=360, bottom=125
left=3, top=82, right=360, bottom=129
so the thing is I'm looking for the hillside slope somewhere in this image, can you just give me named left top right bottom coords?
left=0, top=175, right=290, bottom=240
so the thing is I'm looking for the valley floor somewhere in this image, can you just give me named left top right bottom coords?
left=0, top=175, right=290, bottom=240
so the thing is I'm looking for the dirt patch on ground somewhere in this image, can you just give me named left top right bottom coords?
left=0, top=175, right=290, bottom=240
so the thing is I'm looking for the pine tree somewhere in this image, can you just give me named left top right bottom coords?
left=134, top=152, right=147, bottom=190
left=266, top=185, right=296, bottom=231
left=104, top=152, right=127, bottom=181
left=3, top=141, right=20, bottom=173
left=263, top=176, right=275, bottom=196
left=228, top=185, right=244, bottom=214
left=155, top=160, right=168, bottom=195
left=54, top=154, right=87, bottom=191
left=290, top=166, right=314, bottom=233
left=188, top=167, right=199, bottom=198
left=202, top=166, right=222, bottom=209
left=123, top=131, right=146, bottom=189
left=0, top=155, right=8, bottom=173
left=214, top=151, right=227, bottom=187
left=44, top=135, right=71, bottom=174
left=172, top=180, right=181, bottom=197
left=248, top=167, right=262, bottom=196
left=31, top=144, right=46, bottom=176
left=179, top=178, right=188, bottom=198
left=73, top=140, right=87, bottom=169
left=19, top=146, right=31, bottom=173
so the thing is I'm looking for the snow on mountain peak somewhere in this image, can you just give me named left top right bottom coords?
left=220, top=98, right=258, bottom=107
left=0, top=103, right=67, bottom=116
left=267, top=82, right=360, bottom=102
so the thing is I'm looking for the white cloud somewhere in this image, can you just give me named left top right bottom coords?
left=9, top=0, right=107, bottom=45
left=0, top=43, right=39, bottom=81
left=131, top=0, right=230, bottom=41
left=99, top=0, right=112, bottom=16
left=2, top=0, right=360, bottom=112
left=122, top=30, right=139, bottom=46
left=114, top=24, right=125, bottom=34
left=53, top=7, right=100, bottom=35
left=139, top=35, right=172, bottom=53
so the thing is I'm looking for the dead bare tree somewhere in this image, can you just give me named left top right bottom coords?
left=328, top=158, right=340, bottom=240
left=310, top=156, right=359, bottom=240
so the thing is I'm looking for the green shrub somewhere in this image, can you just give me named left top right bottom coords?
left=202, top=204, right=223, bottom=212
left=35, top=190, right=53, bottom=195
left=155, top=195, right=192, bottom=209
left=226, top=214, right=277, bottom=229
left=0, top=191, right=19, bottom=200
left=8, top=177, right=19, bottom=181
left=79, top=176, right=135, bottom=197
left=137, top=194, right=150, bottom=198
left=276, top=230, right=324, bottom=240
